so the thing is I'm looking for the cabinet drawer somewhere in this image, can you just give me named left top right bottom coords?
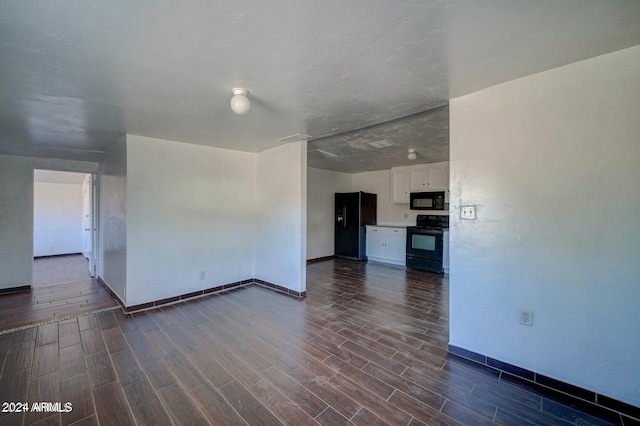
left=367, top=226, right=385, bottom=234
left=384, top=227, right=406, bottom=236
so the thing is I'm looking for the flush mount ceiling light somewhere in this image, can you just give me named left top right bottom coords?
left=230, top=88, right=250, bottom=115
left=407, top=149, right=417, bottom=160
left=367, top=139, right=396, bottom=149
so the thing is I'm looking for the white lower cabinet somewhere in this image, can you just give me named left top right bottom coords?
left=366, top=229, right=385, bottom=259
left=366, top=226, right=406, bottom=265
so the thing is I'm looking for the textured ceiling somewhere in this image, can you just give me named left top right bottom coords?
left=308, top=105, right=449, bottom=173
left=1, top=0, right=640, bottom=172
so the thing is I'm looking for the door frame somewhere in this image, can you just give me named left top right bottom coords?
left=90, top=173, right=99, bottom=277
left=32, top=169, right=99, bottom=278
left=82, top=173, right=99, bottom=277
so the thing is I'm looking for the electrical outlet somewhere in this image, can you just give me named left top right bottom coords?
left=199, top=270, right=206, bottom=280
left=461, top=205, right=476, bottom=220
left=519, top=310, right=533, bottom=326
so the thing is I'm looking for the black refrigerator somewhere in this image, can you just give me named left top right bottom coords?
left=335, top=192, right=377, bottom=260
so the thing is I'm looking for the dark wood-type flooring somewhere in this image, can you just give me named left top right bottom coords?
left=0, top=255, right=118, bottom=332
left=0, top=259, right=630, bottom=425
left=32, top=255, right=94, bottom=287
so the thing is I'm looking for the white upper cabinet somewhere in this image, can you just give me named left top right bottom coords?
left=391, top=170, right=410, bottom=203
left=444, top=164, right=450, bottom=203
left=392, top=162, right=449, bottom=203
left=425, top=163, right=447, bottom=191
left=409, top=169, right=427, bottom=191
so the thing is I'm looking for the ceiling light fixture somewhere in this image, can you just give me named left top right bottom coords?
left=407, top=149, right=417, bottom=160
left=367, top=140, right=396, bottom=149
left=230, top=88, right=250, bottom=115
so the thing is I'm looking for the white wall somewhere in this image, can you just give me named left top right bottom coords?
left=33, top=182, right=84, bottom=256
left=449, top=45, right=640, bottom=406
left=306, top=167, right=352, bottom=260
left=256, top=142, right=307, bottom=292
left=0, top=156, right=35, bottom=289
left=353, top=169, right=413, bottom=225
left=98, top=136, right=127, bottom=301
left=125, top=135, right=257, bottom=306
left=0, top=156, right=97, bottom=290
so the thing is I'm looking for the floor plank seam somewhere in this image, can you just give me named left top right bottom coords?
left=0, top=305, right=120, bottom=336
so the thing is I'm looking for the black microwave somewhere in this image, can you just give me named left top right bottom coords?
left=410, top=191, right=446, bottom=210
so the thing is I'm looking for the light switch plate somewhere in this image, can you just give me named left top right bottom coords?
left=461, top=205, right=476, bottom=220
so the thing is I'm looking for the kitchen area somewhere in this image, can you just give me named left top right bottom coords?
left=331, top=160, right=450, bottom=274
left=307, top=157, right=449, bottom=274
left=305, top=106, right=450, bottom=273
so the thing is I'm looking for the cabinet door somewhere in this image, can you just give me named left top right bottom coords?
left=426, top=164, right=447, bottom=190
left=366, top=231, right=385, bottom=259
left=444, top=164, right=450, bottom=203
left=409, top=168, right=427, bottom=191
left=391, top=171, right=410, bottom=203
left=385, top=234, right=406, bottom=264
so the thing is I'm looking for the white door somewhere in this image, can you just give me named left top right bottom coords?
left=391, top=171, right=410, bottom=203
left=409, top=168, right=427, bottom=191
left=385, top=234, right=406, bottom=264
left=82, top=174, right=96, bottom=277
left=82, top=175, right=91, bottom=258
left=426, top=164, right=447, bottom=190
left=366, top=228, right=385, bottom=259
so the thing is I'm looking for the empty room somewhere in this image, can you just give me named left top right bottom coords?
left=0, top=1, right=639, bottom=425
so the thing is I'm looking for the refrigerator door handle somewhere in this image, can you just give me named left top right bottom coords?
left=343, top=207, right=347, bottom=229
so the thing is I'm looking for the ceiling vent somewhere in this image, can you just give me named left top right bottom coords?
left=278, top=133, right=311, bottom=143
left=366, top=139, right=396, bottom=149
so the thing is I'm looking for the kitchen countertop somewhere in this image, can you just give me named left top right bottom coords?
left=369, top=224, right=450, bottom=231
left=368, top=224, right=450, bottom=230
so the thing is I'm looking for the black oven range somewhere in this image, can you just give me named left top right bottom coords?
left=406, top=215, right=449, bottom=273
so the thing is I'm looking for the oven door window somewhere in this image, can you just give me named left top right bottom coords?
left=412, top=234, right=436, bottom=251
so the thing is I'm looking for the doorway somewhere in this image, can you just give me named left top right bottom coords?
left=33, top=170, right=97, bottom=286
left=0, top=169, right=117, bottom=332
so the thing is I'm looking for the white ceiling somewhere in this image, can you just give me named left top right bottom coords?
left=2, top=0, right=640, bottom=172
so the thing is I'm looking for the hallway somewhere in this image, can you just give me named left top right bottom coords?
left=0, top=255, right=118, bottom=332
left=32, top=254, right=93, bottom=287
